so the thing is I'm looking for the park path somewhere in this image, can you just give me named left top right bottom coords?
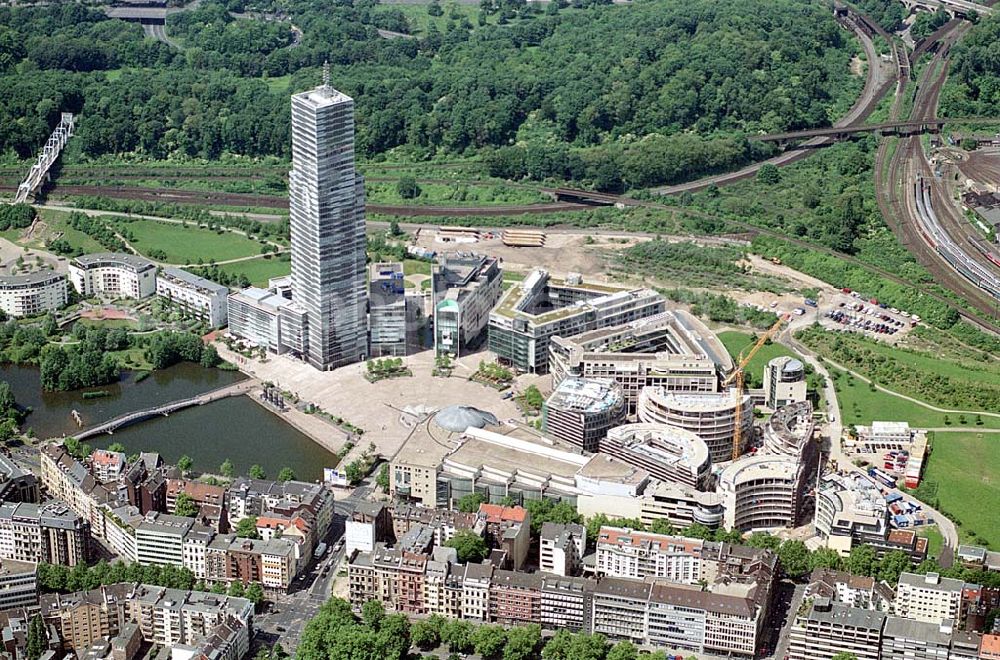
left=783, top=334, right=960, bottom=563
left=819, top=354, right=1000, bottom=420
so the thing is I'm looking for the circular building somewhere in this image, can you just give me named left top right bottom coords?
left=636, top=387, right=753, bottom=463
left=764, top=356, right=807, bottom=410
left=763, top=401, right=816, bottom=459
left=542, top=378, right=625, bottom=452
left=602, top=423, right=712, bottom=490
left=716, top=454, right=807, bottom=532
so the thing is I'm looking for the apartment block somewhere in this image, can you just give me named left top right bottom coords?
left=594, top=526, right=703, bottom=583
left=68, top=253, right=156, bottom=300
left=205, top=534, right=297, bottom=591
left=475, top=504, right=530, bottom=571
left=881, top=616, right=953, bottom=660
left=0, top=500, right=90, bottom=566
left=489, top=570, right=542, bottom=626
left=805, top=568, right=878, bottom=609
left=156, top=267, right=229, bottom=328
left=0, top=272, right=67, bottom=318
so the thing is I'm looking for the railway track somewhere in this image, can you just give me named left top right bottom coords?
left=875, top=20, right=1000, bottom=323
left=0, top=184, right=589, bottom=217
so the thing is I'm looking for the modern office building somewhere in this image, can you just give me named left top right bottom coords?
left=601, top=423, right=713, bottom=490
left=894, top=572, right=965, bottom=625
left=633, top=480, right=725, bottom=530
left=717, top=454, right=808, bottom=532
left=432, top=253, right=502, bottom=357
left=812, top=473, right=926, bottom=562
left=134, top=512, right=194, bottom=567
left=539, top=522, right=585, bottom=577
left=368, top=262, right=407, bottom=357
left=0, top=559, right=38, bottom=610
left=155, top=266, right=229, bottom=328
left=288, top=73, right=368, bottom=370
left=0, top=271, right=67, bottom=317
left=542, top=377, right=626, bottom=452
left=762, top=401, right=816, bottom=459
left=637, top=387, right=753, bottom=463
left=488, top=269, right=665, bottom=373
left=226, top=286, right=307, bottom=356
left=787, top=597, right=885, bottom=660
left=549, top=310, right=732, bottom=412
left=763, top=356, right=807, bottom=410
left=881, top=616, right=954, bottom=660
left=68, top=253, right=156, bottom=299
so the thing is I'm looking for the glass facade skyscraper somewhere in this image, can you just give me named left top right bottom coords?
left=288, top=76, right=368, bottom=370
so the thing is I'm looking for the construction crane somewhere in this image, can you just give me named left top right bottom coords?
left=721, top=314, right=790, bottom=462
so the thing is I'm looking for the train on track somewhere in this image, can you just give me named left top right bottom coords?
left=912, top=177, right=1000, bottom=301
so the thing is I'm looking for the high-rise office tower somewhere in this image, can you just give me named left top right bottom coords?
left=288, top=67, right=368, bottom=370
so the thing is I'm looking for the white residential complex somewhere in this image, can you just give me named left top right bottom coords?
left=156, top=266, right=229, bottom=328
left=0, top=272, right=67, bottom=318
left=226, top=286, right=307, bottom=356
left=68, top=253, right=156, bottom=299
left=594, top=526, right=704, bottom=583
left=287, top=74, right=368, bottom=370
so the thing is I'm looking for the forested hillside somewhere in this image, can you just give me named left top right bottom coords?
left=942, top=14, right=1000, bottom=117
left=0, top=0, right=862, bottom=189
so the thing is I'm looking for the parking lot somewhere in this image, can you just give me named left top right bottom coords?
left=816, top=291, right=918, bottom=341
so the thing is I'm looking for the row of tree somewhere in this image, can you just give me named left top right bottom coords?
left=299, top=598, right=678, bottom=660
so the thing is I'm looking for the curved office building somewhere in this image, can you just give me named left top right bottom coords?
left=717, top=454, right=805, bottom=532
left=602, top=423, right=712, bottom=490
left=542, top=378, right=626, bottom=453
left=763, top=401, right=816, bottom=458
left=637, top=387, right=753, bottom=463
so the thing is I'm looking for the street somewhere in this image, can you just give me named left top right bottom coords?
left=252, top=480, right=375, bottom=652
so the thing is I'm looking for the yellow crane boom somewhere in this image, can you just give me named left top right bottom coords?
left=722, top=314, right=789, bottom=461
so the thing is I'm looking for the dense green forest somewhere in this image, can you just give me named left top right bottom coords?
left=942, top=14, right=1000, bottom=117
left=0, top=0, right=861, bottom=189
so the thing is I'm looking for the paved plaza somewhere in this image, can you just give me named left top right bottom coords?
left=218, top=344, right=528, bottom=465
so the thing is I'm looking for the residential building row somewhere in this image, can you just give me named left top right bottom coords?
left=0, top=583, right=253, bottom=660
left=349, top=534, right=777, bottom=658
left=38, top=443, right=334, bottom=587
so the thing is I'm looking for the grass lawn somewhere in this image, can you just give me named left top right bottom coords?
left=263, top=74, right=292, bottom=94
left=717, top=331, right=801, bottom=385
left=917, top=526, right=945, bottom=560
left=921, top=431, right=1000, bottom=548
left=33, top=209, right=107, bottom=254
left=829, top=366, right=1000, bottom=429
left=404, top=259, right=432, bottom=276
left=76, top=318, right=138, bottom=330
left=121, top=220, right=264, bottom=264
left=213, top=256, right=290, bottom=287
left=374, top=3, right=486, bottom=36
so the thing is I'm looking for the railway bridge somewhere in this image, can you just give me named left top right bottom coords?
left=754, top=117, right=1000, bottom=146
left=14, top=113, right=74, bottom=204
